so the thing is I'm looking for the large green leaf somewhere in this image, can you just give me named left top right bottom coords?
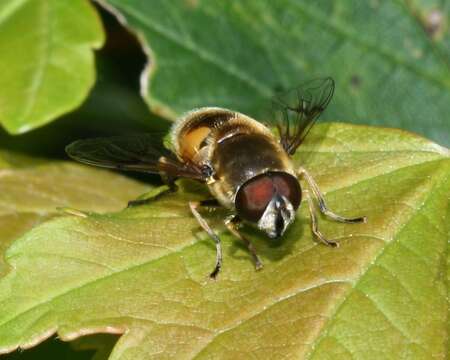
left=0, top=151, right=150, bottom=275
left=99, top=0, right=450, bottom=146
left=0, top=124, right=448, bottom=359
left=0, top=0, right=104, bottom=134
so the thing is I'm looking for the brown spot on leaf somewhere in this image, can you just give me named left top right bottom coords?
left=350, top=75, right=361, bottom=89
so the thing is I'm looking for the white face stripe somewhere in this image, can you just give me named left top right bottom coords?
left=257, top=195, right=296, bottom=238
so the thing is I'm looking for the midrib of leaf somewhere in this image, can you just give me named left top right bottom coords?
left=19, top=0, right=51, bottom=127
left=0, top=156, right=446, bottom=342
left=305, top=165, right=449, bottom=359
left=287, top=0, right=450, bottom=90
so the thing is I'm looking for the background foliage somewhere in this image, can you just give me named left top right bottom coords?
left=0, top=0, right=449, bottom=145
left=106, top=0, right=450, bottom=146
left=0, top=1, right=448, bottom=359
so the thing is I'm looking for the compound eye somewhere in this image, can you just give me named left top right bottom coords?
left=235, top=175, right=274, bottom=222
left=271, top=173, right=301, bottom=210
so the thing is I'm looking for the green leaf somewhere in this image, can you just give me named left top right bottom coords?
left=0, top=152, right=150, bottom=275
left=0, top=40, right=170, bottom=160
left=0, top=124, right=448, bottom=359
left=0, top=0, right=105, bottom=134
left=100, top=0, right=450, bottom=146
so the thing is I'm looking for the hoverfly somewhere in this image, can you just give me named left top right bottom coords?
left=66, top=77, right=366, bottom=279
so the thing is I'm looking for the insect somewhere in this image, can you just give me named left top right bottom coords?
left=66, top=77, right=366, bottom=279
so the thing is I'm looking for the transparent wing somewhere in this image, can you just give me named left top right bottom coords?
left=65, top=133, right=206, bottom=181
left=272, top=77, right=335, bottom=155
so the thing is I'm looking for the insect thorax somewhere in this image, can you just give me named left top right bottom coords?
left=170, top=107, right=235, bottom=164
left=171, top=107, right=295, bottom=209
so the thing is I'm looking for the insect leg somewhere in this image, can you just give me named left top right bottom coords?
left=305, top=191, right=338, bottom=247
left=160, top=173, right=178, bottom=191
left=225, top=215, right=263, bottom=271
left=189, top=201, right=223, bottom=279
left=297, top=166, right=367, bottom=224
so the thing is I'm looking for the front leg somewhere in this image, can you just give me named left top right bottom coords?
left=225, top=215, right=263, bottom=271
left=189, top=201, right=223, bottom=279
left=297, top=166, right=367, bottom=224
left=304, top=190, right=338, bottom=247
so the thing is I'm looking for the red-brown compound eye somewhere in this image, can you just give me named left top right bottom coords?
left=235, top=172, right=301, bottom=223
left=235, top=175, right=275, bottom=222
left=271, top=172, right=301, bottom=210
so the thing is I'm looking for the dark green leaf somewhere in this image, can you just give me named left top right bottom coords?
left=101, top=0, right=450, bottom=146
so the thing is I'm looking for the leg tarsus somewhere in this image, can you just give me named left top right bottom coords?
left=225, top=215, right=263, bottom=271
left=305, top=191, right=339, bottom=247
left=209, top=260, right=221, bottom=279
